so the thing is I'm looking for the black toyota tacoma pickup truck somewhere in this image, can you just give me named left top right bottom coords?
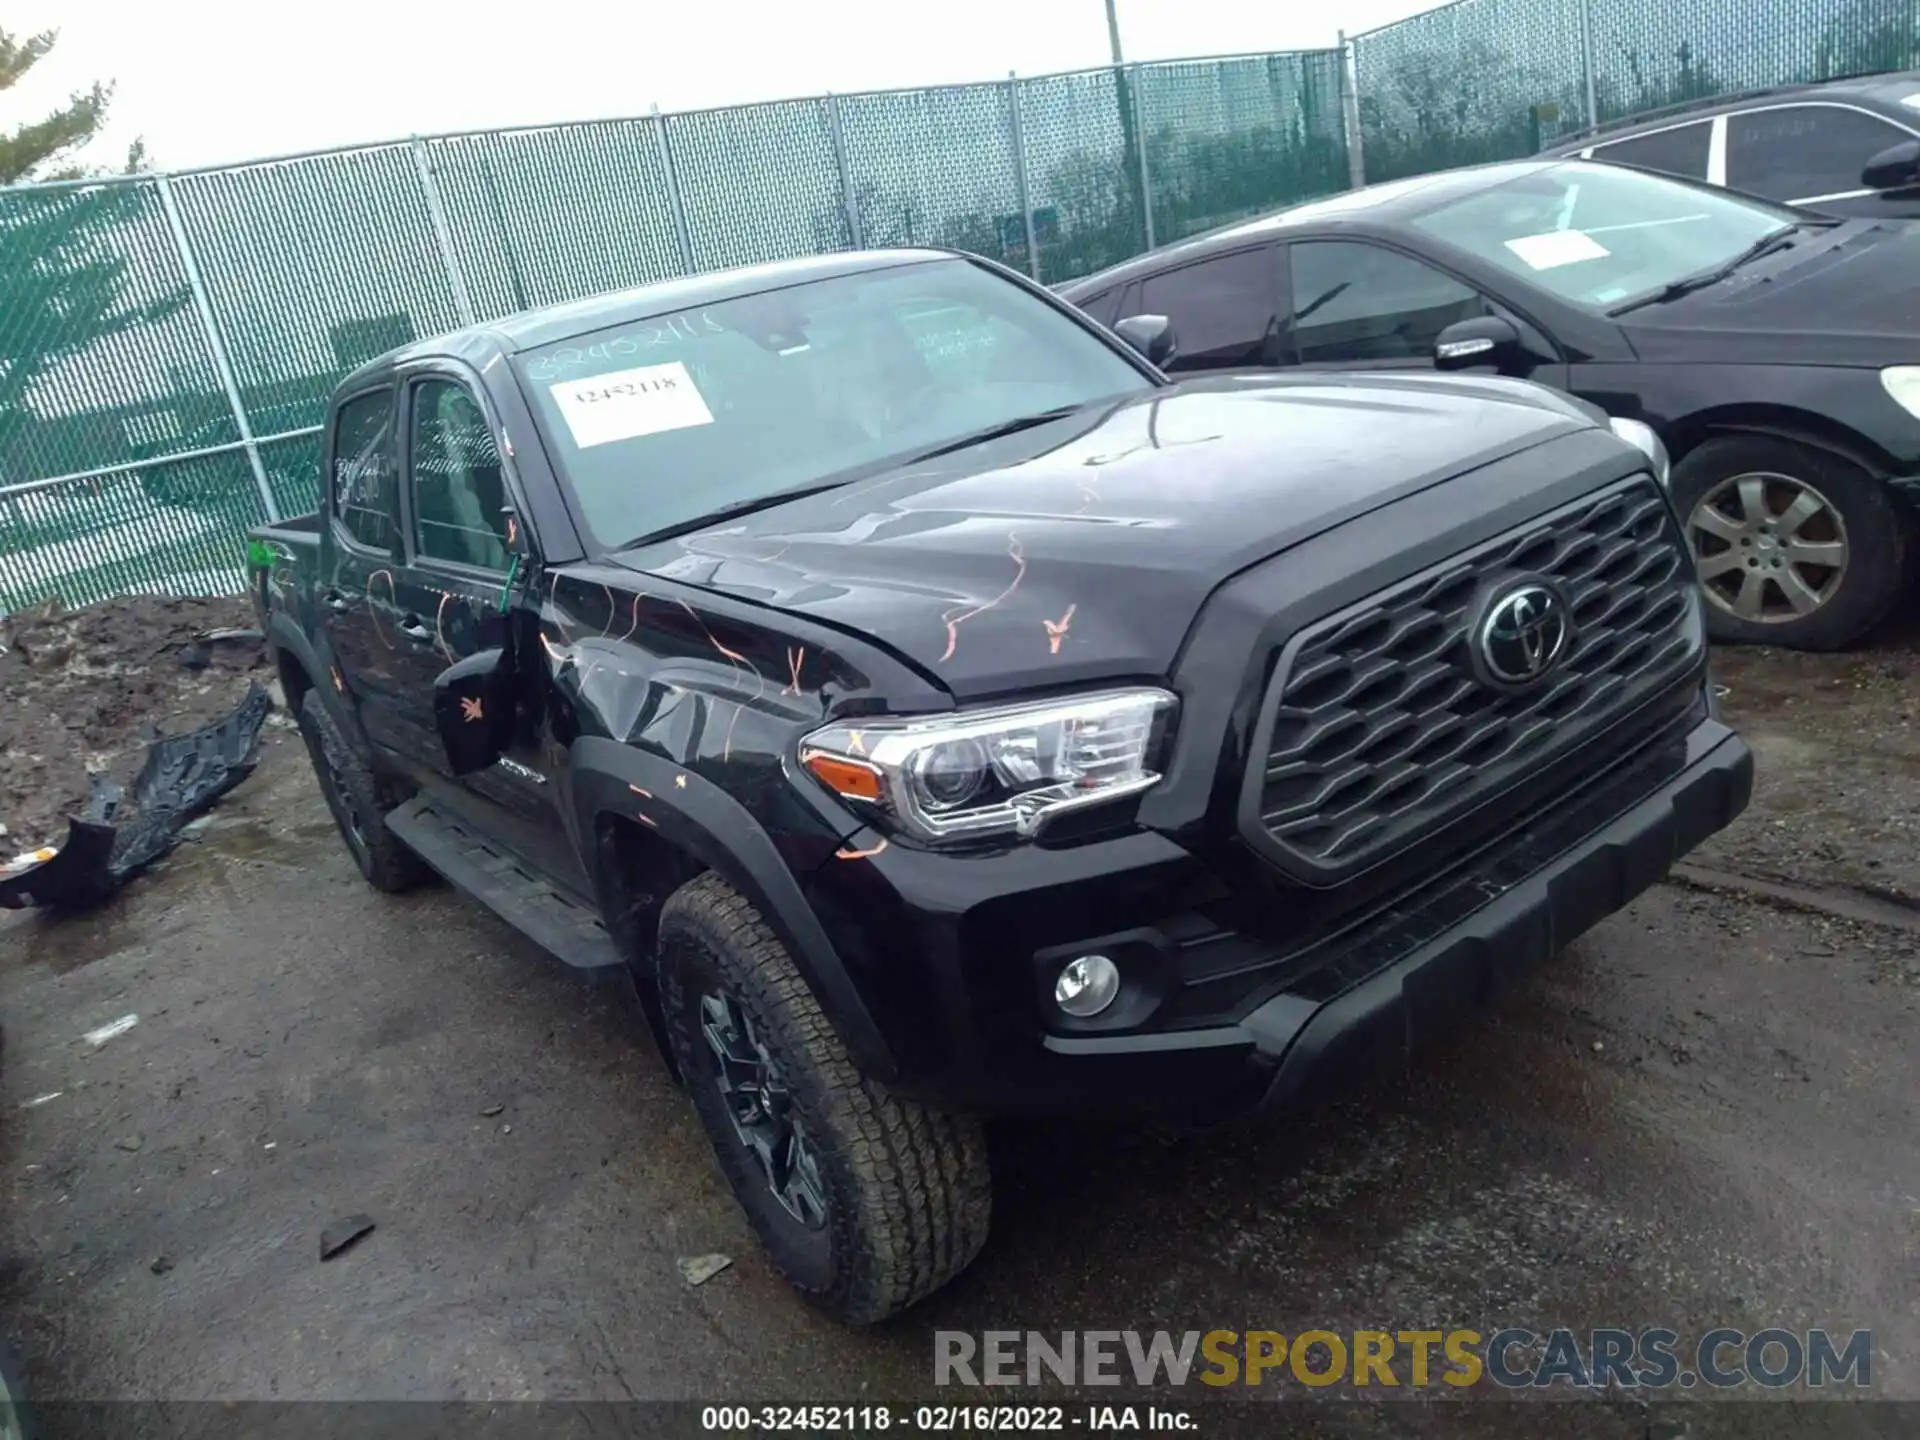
left=247, top=248, right=1752, bottom=1325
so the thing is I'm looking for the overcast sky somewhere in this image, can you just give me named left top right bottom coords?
left=7, top=0, right=1452, bottom=173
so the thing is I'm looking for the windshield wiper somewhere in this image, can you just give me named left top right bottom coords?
left=897, top=404, right=1087, bottom=465
left=1606, top=226, right=1800, bottom=317
left=611, top=480, right=851, bottom=551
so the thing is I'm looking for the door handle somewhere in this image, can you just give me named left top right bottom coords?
left=322, top=589, right=352, bottom=614
left=398, top=616, right=434, bottom=643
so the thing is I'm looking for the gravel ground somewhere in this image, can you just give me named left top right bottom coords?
left=0, top=625, right=1914, bottom=1427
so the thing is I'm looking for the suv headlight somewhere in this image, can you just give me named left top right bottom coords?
left=799, top=688, right=1177, bottom=845
left=1881, top=366, right=1920, bottom=420
left=1608, top=416, right=1671, bottom=488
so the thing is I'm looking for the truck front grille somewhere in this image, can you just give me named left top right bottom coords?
left=1241, top=476, right=1703, bottom=885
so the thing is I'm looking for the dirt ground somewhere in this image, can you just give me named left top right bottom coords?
left=0, top=602, right=1915, bottom=1426
left=0, top=597, right=270, bottom=852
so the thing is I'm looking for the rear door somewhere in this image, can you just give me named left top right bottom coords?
left=1111, top=245, right=1283, bottom=375
left=318, top=383, right=413, bottom=755
left=389, top=367, right=588, bottom=891
left=1585, top=118, right=1716, bottom=185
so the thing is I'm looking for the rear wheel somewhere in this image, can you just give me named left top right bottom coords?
left=657, top=873, right=992, bottom=1325
left=295, top=690, right=427, bottom=893
left=1672, top=434, right=1905, bottom=651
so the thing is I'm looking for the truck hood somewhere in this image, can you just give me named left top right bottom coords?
left=612, top=373, right=1597, bottom=700
left=1624, top=219, right=1920, bottom=368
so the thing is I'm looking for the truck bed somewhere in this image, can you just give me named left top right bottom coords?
left=250, top=513, right=321, bottom=547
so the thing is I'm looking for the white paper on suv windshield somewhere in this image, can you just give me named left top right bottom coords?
left=549, top=361, right=715, bottom=448
left=1504, top=229, right=1611, bottom=270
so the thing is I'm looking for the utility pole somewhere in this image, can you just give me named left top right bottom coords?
left=1106, top=0, right=1153, bottom=248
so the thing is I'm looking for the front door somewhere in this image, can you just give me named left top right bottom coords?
left=1724, top=103, right=1920, bottom=221
left=1281, top=239, right=1565, bottom=388
left=389, top=369, right=588, bottom=895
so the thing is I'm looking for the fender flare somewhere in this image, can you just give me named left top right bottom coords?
left=568, top=736, right=897, bottom=1081
left=265, top=611, right=375, bottom=751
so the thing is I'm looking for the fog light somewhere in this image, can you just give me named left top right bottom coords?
left=1054, top=954, right=1121, bottom=1017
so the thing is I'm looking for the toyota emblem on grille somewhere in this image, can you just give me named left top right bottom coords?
left=1474, top=582, right=1572, bottom=687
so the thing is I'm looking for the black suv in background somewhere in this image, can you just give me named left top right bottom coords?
left=1541, top=70, right=1920, bottom=218
left=249, top=249, right=1750, bottom=1324
left=1062, top=159, right=1920, bottom=652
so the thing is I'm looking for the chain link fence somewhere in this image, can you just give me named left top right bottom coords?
left=0, top=49, right=1350, bottom=613
left=7, top=4, right=1920, bottom=613
left=1355, top=0, right=1920, bottom=182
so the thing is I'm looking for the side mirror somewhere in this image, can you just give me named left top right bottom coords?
left=433, top=647, right=514, bottom=776
left=1434, top=315, right=1523, bottom=372
left=1863, top=138, right=1920, bottom=192
left=1113, top=314, right=1179, bottom=367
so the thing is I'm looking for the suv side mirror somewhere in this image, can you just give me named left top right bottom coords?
left=1434, top=315, right=1523, bottom=372
left=1113, top=314, right=1179, bottom=367
left=434, top=647, right=514, bottom=776
left=1863, top=138, right=1920, bottom=192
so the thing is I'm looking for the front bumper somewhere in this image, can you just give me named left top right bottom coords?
left=802, top=715, right=1751, bottom=1122
left=1245, top=720, right=1748, bottom=1112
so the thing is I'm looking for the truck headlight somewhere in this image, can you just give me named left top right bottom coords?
left=1608, top=416, right=1671, bottom=488
left=1881, top=366, right=1920, bottom=420
left=799, top=688, right=1177, bottom=844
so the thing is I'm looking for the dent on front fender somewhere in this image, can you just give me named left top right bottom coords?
left=538, top=568, right=877, bottom=849
left=541, top=570, right=905, bottom=1072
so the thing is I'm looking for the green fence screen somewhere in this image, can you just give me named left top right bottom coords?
left=7, top=5, right=1920, bottom=613
left=1355, top=0, right=1920, bottom=181
left=0, top=50, right=1348, bottom=613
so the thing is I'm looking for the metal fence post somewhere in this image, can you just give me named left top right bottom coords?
left=1579, top=0, right=1601, bottom=131
left=412, top=137, right=476, bottom=325
left=1008, top=73, right=1041, bottom=281
left=825, top=93, right=863, bottom=249
left=155, top=174, right=278, bottom=524
left=1131, top=63, right=1156, bottom=250
left=652, top=103, right=697, bottom=274
left=1339, top=31, right=1367, bottom=191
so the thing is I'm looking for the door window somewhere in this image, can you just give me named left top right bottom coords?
left=331, top=388, right=398, bottom=552
left=1287, top=242, right=1487, bottom=365
left=1075, top=287, right=1122, bottom=327
left=1120, top=247, right=1277, bottom=371
left=1590, top=120, right=1713, bottom=182
left=408, top=379, right=512, bottom=572
left=1726, top=104, right=1913, bottom=201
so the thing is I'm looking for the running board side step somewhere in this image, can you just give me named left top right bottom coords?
left=385, top=797, right=624, bottom=972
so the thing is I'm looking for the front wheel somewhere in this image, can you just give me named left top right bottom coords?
left=658, top=873, right=992, bottom=1325
left=1672, top=435, right=1906, bottom=651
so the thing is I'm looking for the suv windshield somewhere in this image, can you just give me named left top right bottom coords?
left=514, top=257, right=1150, bottom=550
left=1411, top=161, right=1806, bottom=311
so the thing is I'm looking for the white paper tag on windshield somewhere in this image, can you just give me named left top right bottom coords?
left=549, top=361, right=714, bottom=448
left=1505, top=229, right=1610, bottom=270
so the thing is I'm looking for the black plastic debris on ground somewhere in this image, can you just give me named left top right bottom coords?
left=0, top=682, right=272, bottom=912
left=319, top=1214, right=375, bottom=1261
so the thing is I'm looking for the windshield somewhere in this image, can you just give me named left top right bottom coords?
left=1410, top=161, right=1806, bottom=311
left=515, top=257, right=1150, bottom=549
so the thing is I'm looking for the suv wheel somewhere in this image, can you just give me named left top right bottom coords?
left=1672, top=434, right=1905, bottom=650
left=295, top=690, right=427, bottom=894
left=657, top=872, right=992, bottom=1325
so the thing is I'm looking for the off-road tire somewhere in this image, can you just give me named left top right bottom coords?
left=1671, top=434, right=1906, bottom=651
left=295, top=690, right=427, bottom=894
left=658, top=872, right=992, bottom=1325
